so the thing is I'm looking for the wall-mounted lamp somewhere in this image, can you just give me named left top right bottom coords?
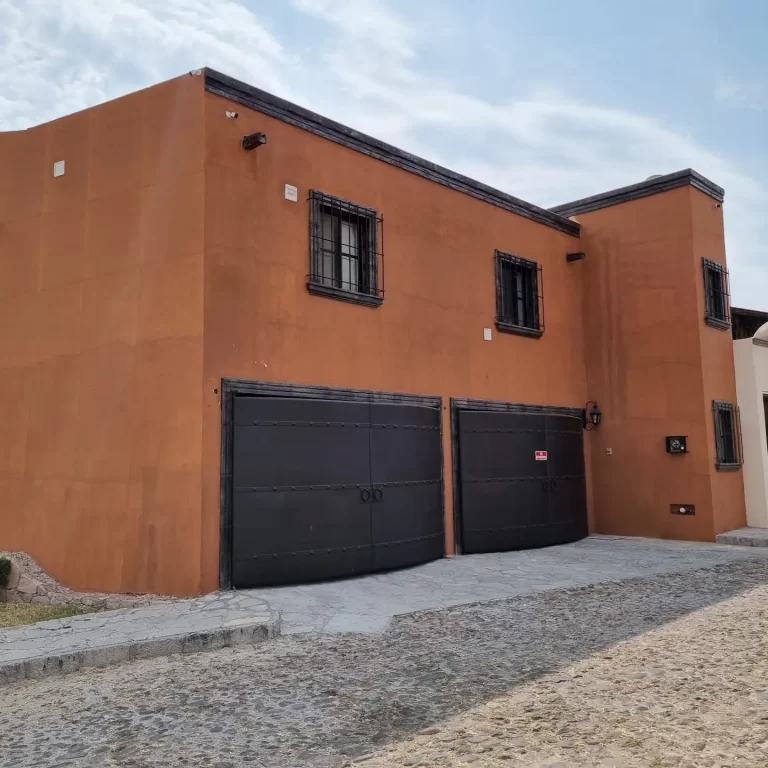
left=242, top=132, right=267, bottom=151
left=583, top=401, right=601, bottom=431
left=566, top=252, right=586, bottom=262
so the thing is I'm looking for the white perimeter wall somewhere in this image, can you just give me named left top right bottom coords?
left=734, top=339, right=768, bottom=528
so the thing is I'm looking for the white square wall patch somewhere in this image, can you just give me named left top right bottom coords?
left=483, top=327, right=492, bottom=341
left=284, top=184, right=298, bottom=202
left=53, top=160, right=66, bottom=177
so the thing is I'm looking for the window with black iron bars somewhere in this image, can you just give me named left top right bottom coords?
left=495, top=251, right=544, bottom=338
left=308, top=191, right=383, bottom=307
left=703, top=259, right=731, bottom=330
left=713, top=400, right=742, bottom=470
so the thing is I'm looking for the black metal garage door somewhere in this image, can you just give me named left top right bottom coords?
left=232, top=396, right=443, bottom=587
left=457, top=410, right=587, bottom=553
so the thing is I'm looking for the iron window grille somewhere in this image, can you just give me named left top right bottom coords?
left=703, top=259, right=731, bottom=330
left=495, top=251, right=544, bottom=338
left=308, top=190, right=384, bottom=307
left=712, top=400, right=743, bottom=470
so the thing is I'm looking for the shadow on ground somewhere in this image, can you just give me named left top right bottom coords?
left=3, top=557, right=768, bottom=767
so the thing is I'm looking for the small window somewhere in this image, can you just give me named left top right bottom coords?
left=703, top=259, right=731, bottom=329
left=308, top=191, right=383, bottom=307
left=763, top=394, right=768, bottom=453
left=495, top=251, right=543, bottom=337
left=713, top=401, right=742, bottom=470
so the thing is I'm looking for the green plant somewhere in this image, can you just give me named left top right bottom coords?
left=0, top=557, right=11, bottom=588
left=0, top=603, right=83, bottom=628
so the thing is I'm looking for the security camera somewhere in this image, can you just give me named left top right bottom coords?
left=715, top=203, right=722, bottom=208
left=225, top=111, right=239, bottom=119
left=242, top=132, right=267, bottom=150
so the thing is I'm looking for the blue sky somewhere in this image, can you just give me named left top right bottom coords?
left=2, top=0, right=766, bottom=308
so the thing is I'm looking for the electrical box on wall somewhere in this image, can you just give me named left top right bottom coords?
left=666, top=436, right=688, bottom=454
left=671, top=504, right=695, bottom=516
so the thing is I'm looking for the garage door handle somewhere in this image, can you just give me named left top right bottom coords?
left=360, top=488, right=372, bottom=503
left=373, top=488, right=383, bottom=502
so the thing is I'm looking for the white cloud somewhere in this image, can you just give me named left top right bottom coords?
left=288, top=0, right=768, bottom=309
left=0, top=0, right=294, bottom=131
left=291, top=0, right=417, bottom=60
left=1, top=0, right=766, bottom=307
left=716, top=77, right=765, bottom=111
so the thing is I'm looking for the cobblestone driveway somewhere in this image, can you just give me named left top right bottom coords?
left=2, top=557, right=768, bottom=767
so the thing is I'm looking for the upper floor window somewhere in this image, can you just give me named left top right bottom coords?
left=495, top=251, right=544, bottom=338
left=713, top=400, right=742, bottom=470
left=703, top=259, right=731, bottom=330
left=308, top=190, right=383, bottom=307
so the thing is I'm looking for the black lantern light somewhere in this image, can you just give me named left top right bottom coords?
left=583, top=401, right=601, bottom=431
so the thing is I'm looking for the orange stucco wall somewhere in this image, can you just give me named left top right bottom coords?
left=0, top=71, right=747, bottom=597
left=0, top=75, right=207, bottom=595
left=198, top=90, right=590, bottom=592
left=578, top=186, right=746, bottom=541
left=689, top=189, right=748, bottom=534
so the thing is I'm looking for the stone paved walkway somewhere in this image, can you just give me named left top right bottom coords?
left=0, top=592, right=278, bottom=683
left=2, top=554, right=768, bottom=767
left=247, top=536, right=768, bottom=634
left=3, top=536, right=767, bottom=685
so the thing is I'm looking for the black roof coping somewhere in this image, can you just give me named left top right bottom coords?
left=732, top=306, right=768, bottom=342
left=732, top=306, right=768, bottom=319
left=203, top=68, right=580, bottom=237
left=550, top=169, right=725, bottom=217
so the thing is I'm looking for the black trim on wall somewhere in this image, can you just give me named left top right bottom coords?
left=550, top=169, right=725, bottom=217
left=449, top=397, right=584, bottom=555
left=204, top=68, right=580, bottom=237
left=219, top=378, right=444, bottom=590
left=705, top=316, right=732, bottom=331
left=495, top=321, right=544, bottom=338
left=307, top=282, right=384, bottom=307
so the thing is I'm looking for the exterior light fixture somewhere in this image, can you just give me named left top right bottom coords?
left=583, top=401, right=601, bottom=431
left=666, top=436, right=688, bottom=454
left=242, top=132, right=267, bottom=151
left=566, top=252, right=586, bottom=262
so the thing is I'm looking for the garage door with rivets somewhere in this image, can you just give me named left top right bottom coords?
left=457, top=409, right=587, bottom=553
left=232, top=395, right=443, bottom=587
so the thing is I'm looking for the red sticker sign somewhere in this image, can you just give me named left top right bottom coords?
left=535, top=451, right=548, bottom=461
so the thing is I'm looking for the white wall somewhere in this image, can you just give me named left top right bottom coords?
left=734, top=339, right=768, bottom=528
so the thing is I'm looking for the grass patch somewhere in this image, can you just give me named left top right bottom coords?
left=0, top=603, right=84, bottom=628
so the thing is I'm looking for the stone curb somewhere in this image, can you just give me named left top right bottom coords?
left=716, top=529, right=768, bottom=548
left=0, top=614, right=281, bottom=685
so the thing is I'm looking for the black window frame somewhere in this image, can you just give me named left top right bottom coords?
left=712, top=400, right=742, bottom=471
left=702, top=258, right=731, bottom=330
left=307, top=190, right=384, bottom=307
left=763, top=394, right=768, bottom=454
left=494, top=250, right=544, bottom=338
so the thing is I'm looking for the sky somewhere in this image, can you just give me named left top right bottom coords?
left=1, top=0, right=766, bottom=309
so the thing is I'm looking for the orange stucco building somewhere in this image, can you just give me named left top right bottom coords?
left=0, top=70, right=746, bottom=596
